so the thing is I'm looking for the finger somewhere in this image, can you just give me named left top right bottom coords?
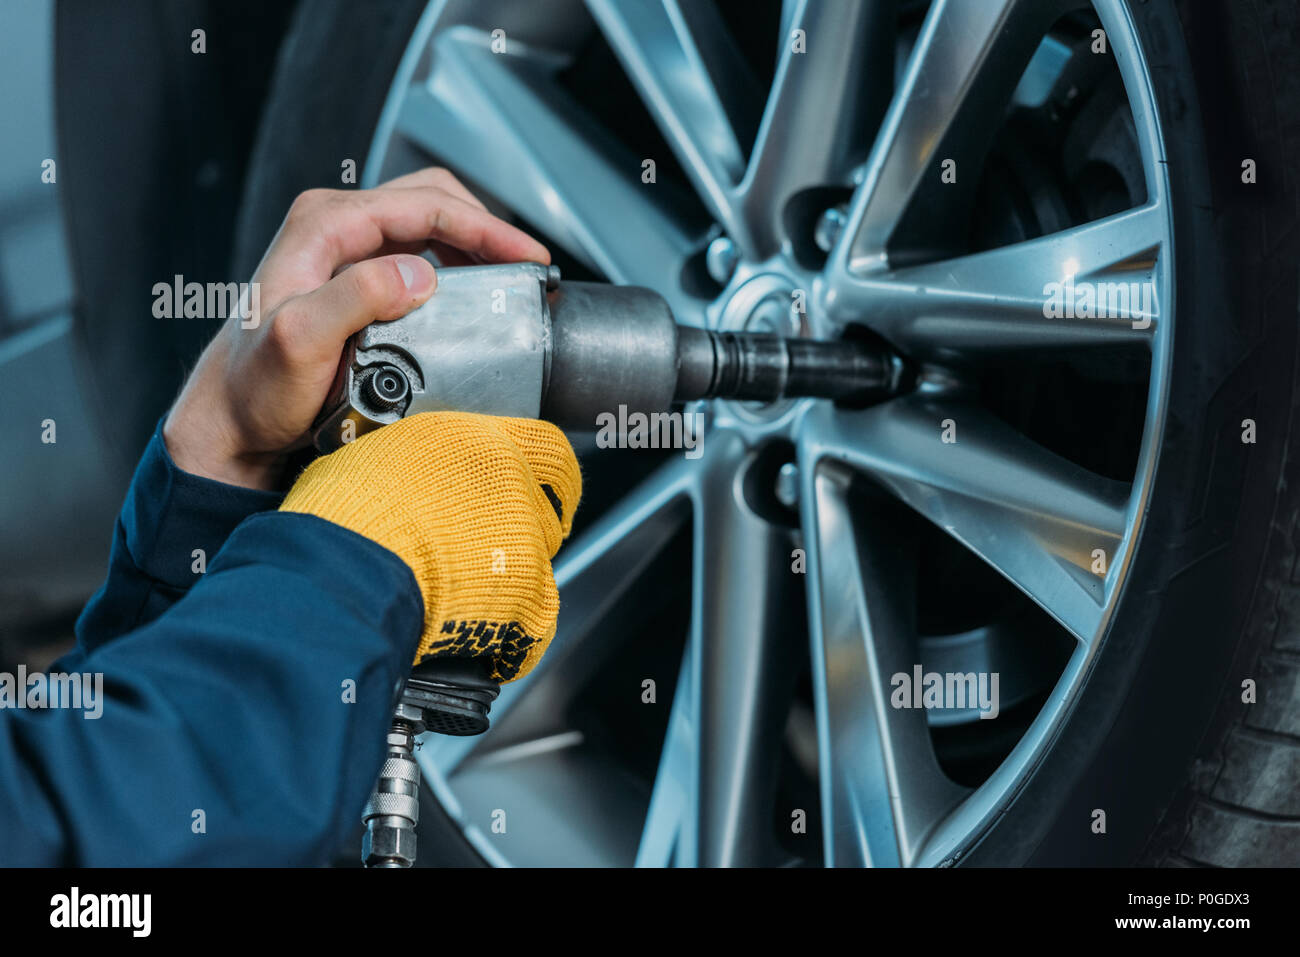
left=494, top=417, right=582, bottom=543
left=275, top=186, right=549, bottom=279
left=375, top=170, right=524, bottom=268
left=426, top=241, right=479, bottom=267
left=281, top=253, right=437, bottom=357
left=365, top=239, right=438, bottom=260
left=364, top=239, right=481, bottom=265
left=377, top=166, right=488, bottom=210
left=353, top=238, right=475, bottom=263
left=372, top=170, right=494, bottom=261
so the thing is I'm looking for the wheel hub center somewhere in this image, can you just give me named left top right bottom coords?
left=707, top=270, right=814, bottom=430
left=718, top=272, right=806, bottom=338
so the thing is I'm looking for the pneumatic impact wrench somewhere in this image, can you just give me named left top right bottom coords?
left=312, top=262, right=906, bottom=866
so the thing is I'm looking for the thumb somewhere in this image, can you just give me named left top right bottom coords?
left=287, top=253, right=437, bottom=352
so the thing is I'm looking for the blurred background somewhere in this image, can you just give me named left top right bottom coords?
left=0, top=0, right=295, bottom=669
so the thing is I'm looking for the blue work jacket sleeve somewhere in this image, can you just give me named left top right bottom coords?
left=5, top=511, right=423, bottom=865
left=73, top=417, right=286, bottom=657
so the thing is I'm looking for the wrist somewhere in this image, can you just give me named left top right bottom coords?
left=163, top=406, right=283, bottom=491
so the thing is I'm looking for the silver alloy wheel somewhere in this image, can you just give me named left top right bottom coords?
left=364, top=0, right=1173, bottom=867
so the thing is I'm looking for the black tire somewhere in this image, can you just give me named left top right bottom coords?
left=58, top=0, right=296, bottom=459
left=230, top=0, right=429, bottom=278
left=1134, top=0, right=1300, bottom=867
left=233, top=0, right=1300, bottom=866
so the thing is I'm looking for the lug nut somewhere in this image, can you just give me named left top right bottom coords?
left=705, top=235, right=739, bottom=285
left=814, top=205, right=848, bottom=254
left=775, top=462, right=800, bottom=508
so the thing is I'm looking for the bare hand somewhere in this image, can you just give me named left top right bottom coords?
left=163, top=168, right=549, bottom=489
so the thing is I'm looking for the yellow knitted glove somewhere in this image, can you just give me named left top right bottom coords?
left=279, top=412, right=581, bottom=682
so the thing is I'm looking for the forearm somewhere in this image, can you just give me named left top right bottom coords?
left=5, top=511, right=421, bottom=866
left=74, top=417, right=284, bottom=656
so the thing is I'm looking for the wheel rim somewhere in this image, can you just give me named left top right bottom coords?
left=364, top=0, right=1174, bottom=867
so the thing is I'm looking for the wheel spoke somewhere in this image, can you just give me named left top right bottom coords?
left=635, top=649, right=696, bottom=867
left=739, top=0, right=896, bottom=257
left=585, top=0, right=759, bottom=250
left=825, top=204, right=1164, bottom=358
left=828, top=0, right=1081, bottom=275
left=803, top=397, right=1129, bottom=644
left=799, top=460, right=969, bottom=865
left=422, top=455, right=693, bottom=776
left=395, top=27, right=706, bottom=322
left=683, top=432, right=804, bottom=867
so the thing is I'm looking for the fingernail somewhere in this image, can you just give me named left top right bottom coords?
left=397, top=259, right=417, bottom=289
left=396, top=255, right=435, bottom=294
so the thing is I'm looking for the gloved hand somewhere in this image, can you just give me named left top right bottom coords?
left=279, top=412, right=581, bottom=682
